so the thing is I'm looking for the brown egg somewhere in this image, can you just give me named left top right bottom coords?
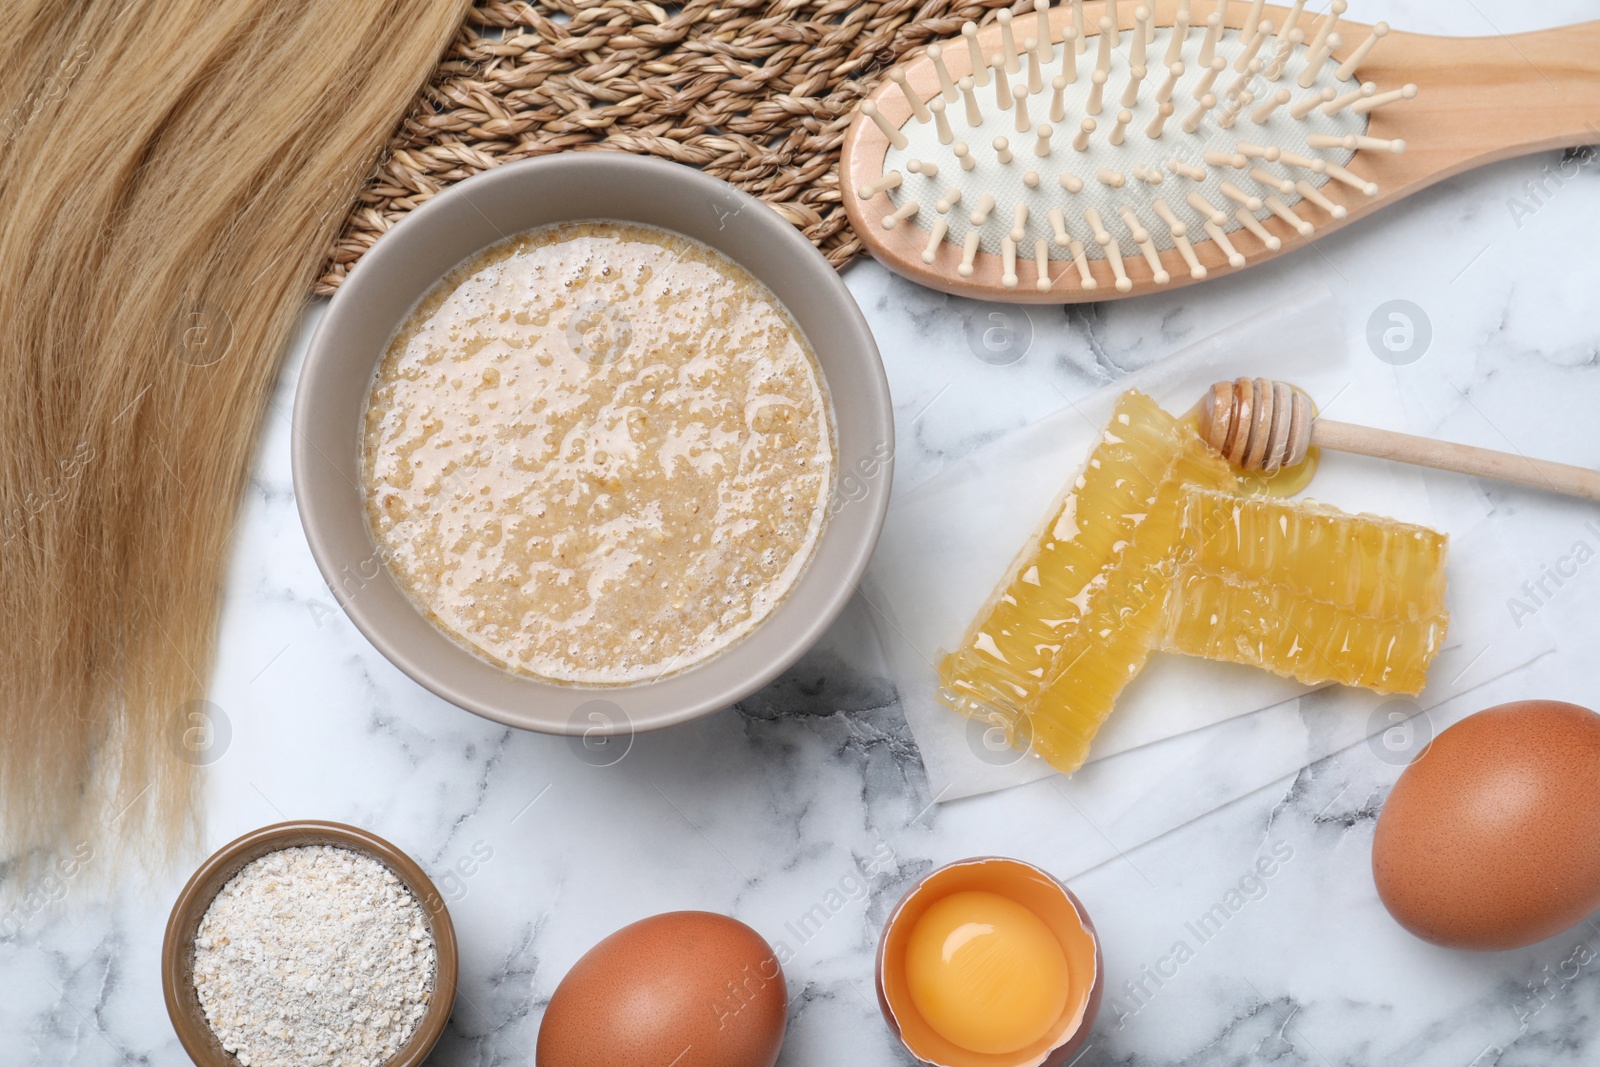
left=537, top=911, right=787, bottom=1067
left=1373, top=700, right=1600, bottom=950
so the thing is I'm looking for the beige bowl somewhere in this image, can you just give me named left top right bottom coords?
left=161, top=820, right=458, bottom=1066
left=293, top=154, right=892, bottom=736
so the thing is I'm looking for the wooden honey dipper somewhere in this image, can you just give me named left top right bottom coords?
left=1198, top=377, right=1600, bottom=502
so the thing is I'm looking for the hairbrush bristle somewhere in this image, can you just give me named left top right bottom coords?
left=860, top=0, right=1416, bottom=291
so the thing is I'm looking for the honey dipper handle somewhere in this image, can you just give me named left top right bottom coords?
left=1311, top=419, right=1600, bottom=502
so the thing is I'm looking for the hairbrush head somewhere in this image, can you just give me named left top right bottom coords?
left=846, top=0, right=1429, bottom=300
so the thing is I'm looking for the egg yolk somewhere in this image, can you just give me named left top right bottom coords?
left=902, top=890, right=1072, bottom=1055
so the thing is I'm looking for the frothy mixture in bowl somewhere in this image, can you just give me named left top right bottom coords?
left=361, top=221, right=836, bottom=685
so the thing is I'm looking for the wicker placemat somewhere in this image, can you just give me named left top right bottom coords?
left=316, top=0, right=1015, bottom=294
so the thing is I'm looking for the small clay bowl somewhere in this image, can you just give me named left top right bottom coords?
left=876, top=856, right=1103, bottom=1067
left=161, top=820, right=458, bottom=1067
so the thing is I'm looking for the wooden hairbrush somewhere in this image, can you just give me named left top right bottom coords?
left=1198, top=377, right=1600, bottom=501
left=840, top=0, right=1600, bottom=302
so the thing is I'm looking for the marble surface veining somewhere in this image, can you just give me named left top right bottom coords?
left=6, top=1, right=1600, bottom=1063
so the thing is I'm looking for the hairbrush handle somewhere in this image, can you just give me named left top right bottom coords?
left=1198, top=377, right=1600, bottom=502
left=1310, top=419, right=1600, bottom=502
left=1382, top=19, right=1600, bottom=169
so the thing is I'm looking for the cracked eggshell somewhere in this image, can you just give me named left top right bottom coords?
left=875, top=857, right=1102, bottom=1067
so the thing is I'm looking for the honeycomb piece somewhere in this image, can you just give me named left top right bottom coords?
left=938, top=391, right=1237, bottom=773
left=1164, top=488, right=1449, bottom=695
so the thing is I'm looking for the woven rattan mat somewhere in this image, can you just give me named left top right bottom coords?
left=316, top=0, right=1015, bottom=294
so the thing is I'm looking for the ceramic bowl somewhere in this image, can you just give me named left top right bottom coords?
left=161, top=820, right=458, bottom=1067
left=293, top=154, right=893, bottom=736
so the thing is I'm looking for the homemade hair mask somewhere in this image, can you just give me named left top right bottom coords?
left=361, top=222, right=836, bottom=684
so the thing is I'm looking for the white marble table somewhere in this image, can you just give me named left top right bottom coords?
left=8, top=1, right=1600, bottom=1062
